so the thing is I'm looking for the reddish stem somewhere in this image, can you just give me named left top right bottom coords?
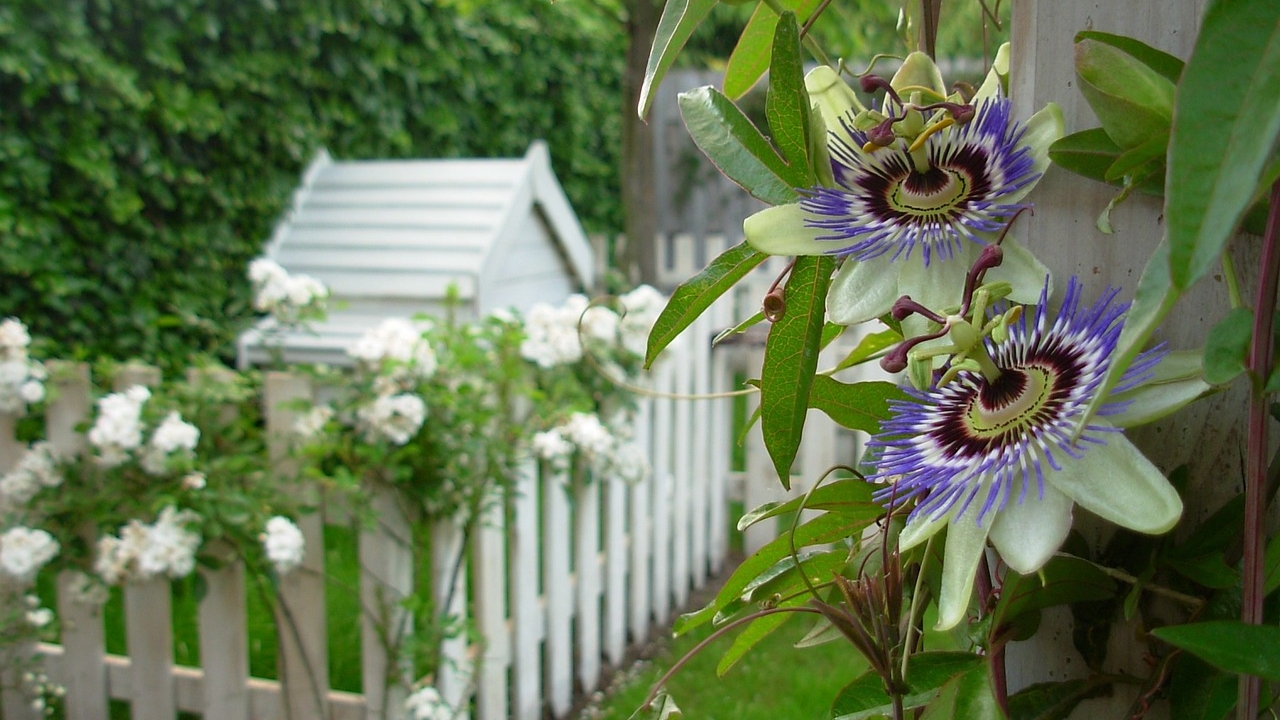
left=976, top=552, right=1009, bottom=715
left=1240, top=179, right=1280, bottom=720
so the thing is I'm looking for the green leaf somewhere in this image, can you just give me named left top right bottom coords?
left=1049, top=128, right=1126, bottom=183
left=1074, top=37, right=1176, bottom=149
left=762, top=255, right=835, bottom=488
left=831, top=652, right=984, bottom=720
left=646, top=241, right=767, bottom=368
left=831, top=329, right=901, bottom=373
left=807, top=377, right=906, bottom=434
left=1166, top=0, right=1280, bottom=290
left=1152, top=620, right=1280, bottom=680
left=763, top=12, right=814, bottom=185
left=674, top=511, right=871, bottom=635
left=1103, top=128, right=1169, bottom=182
left=723, top=0, right=823, bottom=100
left=953, top=664, right=1004, bottom=720
left=1008, top=678, right=1108, bottom=720
left=1202, top=306, right=1254, bottom=385
left=627, top=691, right=684, bottom=720
left=1169, top=657, right=1236, bottom=720
left=715, top=594, right=808, bottom=675
left=679, top=86, right=806, bottom=204
left=638, top=0, right=718, bottom=119
left=712, top=311, right=766, bottom=346
left=1074, top=31, right=1185, bottom=83
left=993, top=556, right=1118, bottom=632
left=736, top=477, right=879, bottom=531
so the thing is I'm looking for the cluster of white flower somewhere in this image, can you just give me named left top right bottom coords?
left=86, top=386, right=150, bottom=467
left=261, top=516, right=305, bottom=575
left=0, top=526, right=60, bottom=582
left=357, top=393, right=427, bottom=445
left=21, top=667, right=64, bottom=716
left=24, top=594, right=53, bottom=629
left=0, top=318, right=46, bottom=416
left=94, top=506, right=201, bottom=584
left=139, top=411, right=200, bottom=475
left=348, top=318, right=438, bottom=394
left=403, top=685, right=451, bottom=720
left=518, top=288, right=666, bottom=369
left=0, top=442, right=62, bottom=509
left=248, top=258, right=329, bottom=325
left=617, top=284, right=666, bottom=357
left=294, top=404, right=334, bottom=441
left=531, top=412, right=618, bottom=471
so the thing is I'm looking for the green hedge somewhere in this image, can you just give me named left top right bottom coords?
left=0, top=0, right=624, bottom=371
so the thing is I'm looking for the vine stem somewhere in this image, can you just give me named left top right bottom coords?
left=1240, top=178, right=1280, bottom=720
left=976, top=552, right=1008, bottom=715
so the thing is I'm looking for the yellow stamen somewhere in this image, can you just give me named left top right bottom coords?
left=907, top=117, right=955, bottom=154
left=862, top=140, right=882, bottom=153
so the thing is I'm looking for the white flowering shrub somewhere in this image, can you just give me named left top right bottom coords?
left=403, top=684, right=452, bottom=720
left=0, top=318, right=46, bottom=416
left=247, top=258, right=328, bottom=326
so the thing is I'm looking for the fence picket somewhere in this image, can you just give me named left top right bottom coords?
left=541, top=465, right=573, bottom=716
left=123, top=579, right=176, bottom=720
left=508, top=460, right=541, bottom=720
left=0, top=412, right=41, bottom=720
left=471, top=499, right=508, bottom=720
left=198, top=547, right=250, bottom=720
left=627, top=399, right=653, bottom=642
left=360, top=485, right=415, bottom=720
left=602, top=473, right=628, bottom=665
left=265, top=372, right=330, bottom=720
left=573, top=476, right=601, bottom=691
left=431, top=517, right=470, bottom=718
left=650, top=361, right=674, bottom=623
left=690, top=312, right=712, bottom=586
left=671, top=349, right=692, bottom=608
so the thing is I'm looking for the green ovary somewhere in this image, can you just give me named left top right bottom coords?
left=966, top=367, right=1053, bottom=438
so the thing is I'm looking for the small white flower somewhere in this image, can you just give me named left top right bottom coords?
left=348, top=318, right=437, bottom=384
left=531, top=429, right=573, bottom=467
left=140, top=412, right=200, bottom=475
left=0, top=527, right=60, bottom=582
left=261, top=516, right=306, bottom=575
left=619, top=285, right=666, bottom=356
left=357, top=393, right=427, bottom=445
left=25, top=607, right=53, bottom=628
left=404, top=685, right=451, bottom=720
left=181, top=472, right=207, bottom=490
left=0, top=318, right=32, bottom=354
left=96, top=507, right=202, bottom=583
left=87, top=386, right=150, bottom=466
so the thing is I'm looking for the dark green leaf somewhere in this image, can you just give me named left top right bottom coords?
left=737, top=477, right=879, bottom=531
left=638, top=0, right=719, bottom=119
left=1050, top=128, right=1126, bottom=184
left=831, top=652, right=984, bottom=720
left=1153, top=620, right=1280, bottom=680
left=953, top=664, right=1004, bottom=720
left=679, top=86, right=806, bottom=204
left=1103, top=128, right=1169, bottom=182
left=715, top=594, right=808, bottom=675
left=762, top=255, right=836, bottom=488
left=1202, top=306, right=1253, bottom=385
left=646, top=241, right=767, bottom=368
left=808, top=378, right=906, bottom=434
left=724, top=0, right=823, bottom=99
left=1169, top=656, right=1236, bottom=720
left=1074, top=31, right=1186, bottom=83
left=994, top=556, right=1117, bottom=631
left=764, top=12, right=814, bottom=185
left=1008, top=678, right=1109, bottom=720
left=674, top=511, right=870, bottom=635
left=1166, top=0, right=1280, bottom=290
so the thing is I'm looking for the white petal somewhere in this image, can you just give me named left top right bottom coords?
left=987, top=241, right=1052, bottom=306
left=891, top=52, right=946, bottom=99
left=898, top=506, right=951, bottom=552
left=1003, top=103, right=1065, bottom=204
left=898, top=250, right=970, bottom=316
left=805, top=66, right=863, bottom=143
left=1106, top=350, right=1212, bottom=428
left=989, top=482, right=1074, bottom=575
left=1046, top=427, right=1182, bottom=535
left=743, top=204, right=828, bottom=256
left=826, top=254, right=899, bottom=326
left=974, top=43, right=1011, bottom=101
left=935, top=501, right=993, bottom=631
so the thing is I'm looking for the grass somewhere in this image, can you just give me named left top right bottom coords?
left=584, top=611, right=870, bottom=720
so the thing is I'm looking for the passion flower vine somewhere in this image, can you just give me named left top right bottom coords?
left=744, top=44, right=1064, bottom=327
left=869, top=272, right=1209, bottom=630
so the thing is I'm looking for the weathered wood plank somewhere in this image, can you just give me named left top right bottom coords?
left=471, top=499, right=509, bottom=720
left=573, top=476, right=602, bottom=691
left=359, top=486, right=415, bottom=720
left=541, top=465, right=573, bottom=716
left=432, top=517, right=470, bottom=719
left=198, top=550, right=251, bottom=720
left=508, top=461, right=542, bottom=720
left=123, top=579, right=176, bottom=720
left=628, top=399, right=654, bottom=641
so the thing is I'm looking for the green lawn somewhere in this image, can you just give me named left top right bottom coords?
left=583, top=613, right=870, bottom=720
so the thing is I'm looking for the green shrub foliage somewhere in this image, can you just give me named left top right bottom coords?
left=0, top=0, right=624, bottom=371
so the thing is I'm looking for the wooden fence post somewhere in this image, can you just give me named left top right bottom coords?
left=0, top=411, right=41, bottom=720
left=431, top=515, right=470, bottom=718
left=359, top=483, right=415, bottom=720
left=508, top=458, right=541, bottom=720
left=471, top=495, right=508, bottom=720
left=265, top=371, right=331, bottom=720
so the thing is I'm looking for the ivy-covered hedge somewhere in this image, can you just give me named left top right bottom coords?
left=0, top=0, right=623, bottom=370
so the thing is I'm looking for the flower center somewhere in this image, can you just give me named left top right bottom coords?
left=892, top=168, right=970, bottom=214
left=965, top=366, right=1053, bottom=438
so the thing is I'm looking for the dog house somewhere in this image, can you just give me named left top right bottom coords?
left=236, top=141, right=594, bottom=368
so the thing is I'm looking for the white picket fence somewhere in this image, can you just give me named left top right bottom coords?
left=0, top=288, right=760, bottom=720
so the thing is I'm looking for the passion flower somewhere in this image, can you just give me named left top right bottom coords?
left=744, top=45, right=1064, bottom=327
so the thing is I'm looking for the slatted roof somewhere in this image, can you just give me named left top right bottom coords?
left=236, top=141, right=594, bottom=368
